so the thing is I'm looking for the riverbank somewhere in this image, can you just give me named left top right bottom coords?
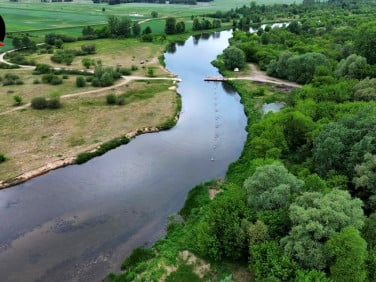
left=0, top=76, right=181, bottom=189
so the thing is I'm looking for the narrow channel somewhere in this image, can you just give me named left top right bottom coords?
left=0, top=30, right=247, bottom=281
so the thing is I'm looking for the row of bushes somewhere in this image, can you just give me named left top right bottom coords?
left=31, top=96, right=61, bottom=109
left=1, top=73, right=24, bottom=86
left=76, top=136, right=130, bottom=164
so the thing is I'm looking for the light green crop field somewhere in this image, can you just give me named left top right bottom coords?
left=0, top=0, right=301, bottom=34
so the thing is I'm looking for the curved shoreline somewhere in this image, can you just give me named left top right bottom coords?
left=0, top=102, right=181, bottom=190
left=0, top=46, right=182, bottom=190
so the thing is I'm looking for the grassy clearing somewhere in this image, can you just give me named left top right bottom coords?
left=0, top=79, right=177, bottom=182
left=23, top=38, right=168, bottom=76
left=0, top=69, right=95, bottom=112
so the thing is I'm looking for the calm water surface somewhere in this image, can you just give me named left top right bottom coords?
left=0, top=30, right=247, bottom=281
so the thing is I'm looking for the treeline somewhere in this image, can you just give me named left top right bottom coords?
left=92, top=0, right=213, bottom=5
left=108, top=1, right=376, bottom=281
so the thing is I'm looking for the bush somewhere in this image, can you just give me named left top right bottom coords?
left=42, top=74, right=63, bottom=85
left=31, top=96, right=48, bottom=109
left=81, top=44, right=96, bottom=54
left=47, top=97, right=61, bottom=109
left=76, top=136, right=129, bottom=164
left=0, top=154, right=6, bottom=163
left=76, top=76, right=86, bottom=87
left=121, top=247, right=154, bottom=270
left=34, top=64, right=53, bottom=74
left=13, top=95, right=22, bottom=106
left=106, top=94, right=117, bottom=105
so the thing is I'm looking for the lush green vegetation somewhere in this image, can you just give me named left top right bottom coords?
left=107, top=0, right=376, bottom=281
left=76, top=136, right=130, bottom=164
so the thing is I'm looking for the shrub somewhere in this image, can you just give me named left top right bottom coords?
left=76, top=76, right=86, bottom=87
left=34, top=64, right=52, bottom=74
left=31, top=96, right=48, bottom=109
left=0, top=154, right=6, bottom=163
left=106, top=94, right=117, bottom=105
left=121, top=247, right=154, bottom=270
left=76, top=136, right=129, bottom=164
left=62, top=75, right=69, bottom=79
left=47, top=97, right=61, bottom=109
left=13, top=95, right=22, bottom=106
left=81, top=44, right=96, bottom=54
left=42, top=74, right=62, bottom=85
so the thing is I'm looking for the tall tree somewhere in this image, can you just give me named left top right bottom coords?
left=165, top=17, right=177, bottom=34
left=326, top=227, right=367, bottom=282
left=281, top=190, right=365, bottom=270
left=355, top=22, right=376, bottom=64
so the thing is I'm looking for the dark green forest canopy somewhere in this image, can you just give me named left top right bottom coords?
left=109, top=1, right=376, bottom=281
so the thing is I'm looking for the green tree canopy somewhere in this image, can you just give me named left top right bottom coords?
left=325, top=227, right=367, bottom=282
left=222, top=46, right=246, bottom=70
left=244, top=163, right=303, bottom=212
left=281, top=190, right=365, bottom=270
left=355, top=22, right=376, bottom=64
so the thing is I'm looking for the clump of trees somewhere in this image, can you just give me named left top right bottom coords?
left=165, top=17, right=186, bottom=35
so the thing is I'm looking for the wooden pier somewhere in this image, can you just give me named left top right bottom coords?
left=204, top=76, right=228, bottom=82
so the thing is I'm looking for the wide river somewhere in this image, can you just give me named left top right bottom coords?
left=0, top=30, right=247, bottom=281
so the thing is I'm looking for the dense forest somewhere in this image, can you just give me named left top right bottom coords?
left=108, top=0, right=376, bottom=281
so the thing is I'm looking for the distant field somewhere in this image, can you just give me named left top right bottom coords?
left=0, top=0, right=301, bottom=34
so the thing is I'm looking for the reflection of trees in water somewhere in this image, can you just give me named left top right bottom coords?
left=212, top=32, right=221, bottom=39
left=167, top=43, right=176, bottom=54
left=176, top=40, right=185, bottom=46
left=193, top=34, right=200, bottom=45
left=221, top=82, right=236, bottom=95
left=200, top=33, right=210, bottom=40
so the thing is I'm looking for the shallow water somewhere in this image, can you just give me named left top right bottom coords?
left=0, top=30, right=247, bottom=281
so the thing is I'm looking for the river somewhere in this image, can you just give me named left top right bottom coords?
left=0, top=30, right=247, bottom=281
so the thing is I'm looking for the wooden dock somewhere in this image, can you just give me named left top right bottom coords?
left=204, top=76, right=228, bottom=82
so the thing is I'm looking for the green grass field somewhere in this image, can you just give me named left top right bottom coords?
left=1, top=0, right=301, bottom=35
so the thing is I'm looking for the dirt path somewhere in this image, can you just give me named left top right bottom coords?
left=230, top=63, right=302, bottom=88
left=0, top=47, right=181, bottom=116
left=0, top=75, right=181, bottom=116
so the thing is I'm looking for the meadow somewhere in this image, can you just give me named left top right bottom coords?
left=1, top=0, right=301, bottom=35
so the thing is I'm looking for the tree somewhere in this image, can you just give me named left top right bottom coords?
left=355, top=22, right=376, bottom=64
left=250, top=240, right=298, bottom=282
left=335, top=54, right=369, bottom=79
left=192, top=18, right=201, bottom=31
left=326, top=227, right=367, bottom=282
left=222, top=46, right=246, bottom=70
left=353, top=153, right=376, bottom=211
left=118, top=17, right=132, bottom=37
left=82, top=58, right=94, bottom=69
left=195, top=185, right=250, bottom=261
left=143, top=26, right=152, bottom=35
left=151, top=11, right=158, bottom=18
left=353, top=78, right=376, bottom=101
left=286, top=53, right=331, bottom=84
left=13, top=95, right=22, bottom=106
left=165, top=17, right=177, bottom=34
left=281, top=190, right=365, bottom=270
left=244, top=163, right=303, bottom=212
left=313, top=108, right=376, bottom=178
left=176, top=21, right=185, bottom=34
left=76, top=76, right=86, bottom=88
left=12, top=37, right=22, bottom=49
left=132, top=23, right=141, bottom=36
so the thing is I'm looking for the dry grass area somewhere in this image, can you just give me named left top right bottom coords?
left=0, top=69, right=95, bottom=112
left=0, top=79, right=178, bottom=182
left=25, top=38, right=169, bottom=76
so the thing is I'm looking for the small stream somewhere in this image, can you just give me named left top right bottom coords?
left=0, top=30, right=247, bottom=281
